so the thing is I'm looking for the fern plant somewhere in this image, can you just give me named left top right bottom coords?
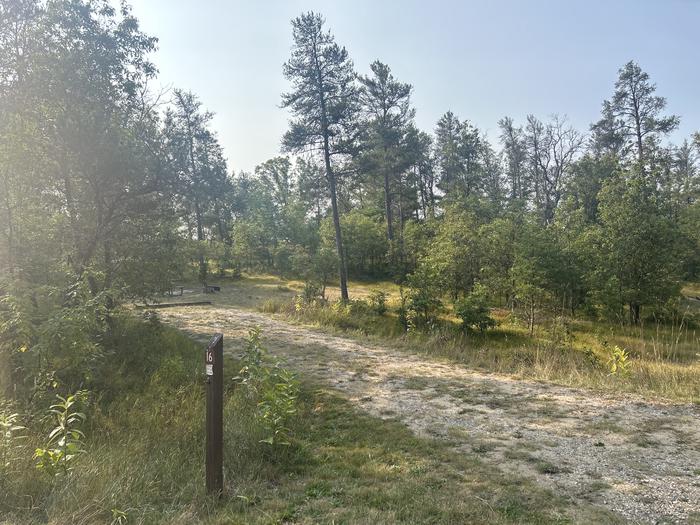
left=34, top=391, right=88, bottom=475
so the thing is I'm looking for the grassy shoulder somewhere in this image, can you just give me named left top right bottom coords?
left=1, top=313, right=613, bottom=524
left=195, top=274, right=700, bottom=404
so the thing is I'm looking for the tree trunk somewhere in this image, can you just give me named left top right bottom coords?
left=629, top=302, right=641, bottom=325
left=215, top=205, right=229, bottom=244
left=418, top=170, right=427, bottom=220
left=326, top=169, right=349, bottom=301
left=314, top=40, right=348, bottom=301
left=194, top=199, right=207, bottom=286
left=633, top=105, right=644, bottom=170
left=383, top=150, right=394, bottom=242
left=384, top=171, right=394, bottom=242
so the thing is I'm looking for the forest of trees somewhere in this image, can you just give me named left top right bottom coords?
left=1, top=3, right=699, bottom=395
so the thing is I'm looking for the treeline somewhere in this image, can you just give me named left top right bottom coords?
left=235, top=13, right=699, bottom=327
left=0, top=4, right=699, bottom=396
left=0, top=1, right=236, bottom=396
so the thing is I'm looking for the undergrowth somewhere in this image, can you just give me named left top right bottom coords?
left=0, top=312, right=603, bottom=524
left=260, top=290, right=700, bottom=403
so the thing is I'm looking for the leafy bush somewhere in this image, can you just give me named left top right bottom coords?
left=257, top=367, right=299, bottom=446
left=290, top=247, right=336, bottom=296
left=301, top=280, right=325, bottom=303
left=34, top=391, right=88, bottom=476
left=547, top=316, right=575, bottom=351
left=404, top=267, right=443, bottom=332
left=582, top=348, right=601, bottom=367
left=235, top=328, right=299, bottom=446
left=368, top=289, right=388, bottom=315
left=650, top=297, right=699, bottom=328
left=405, top=300, right=439, bottom=332
left=347, top=299, right=373, bottom=316
left=606, top=344, right=630, bottom=376
left=406, top=287, right=442, bottom=332
left=454, top=284, right=496, bottom=332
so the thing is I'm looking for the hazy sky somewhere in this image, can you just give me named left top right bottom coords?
left=127, top=0, right=700, bottom=173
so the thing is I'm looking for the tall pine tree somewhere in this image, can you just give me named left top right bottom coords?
left=281, top=12, right=358, bottom=301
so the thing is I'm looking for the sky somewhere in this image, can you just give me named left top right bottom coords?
left=126, top=0, right=700, bottom=173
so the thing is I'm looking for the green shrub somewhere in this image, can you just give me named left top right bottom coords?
left=583, top=348, right=601, bottom=367
left=348, top=299, right=373, bottom=316
left=301, top=280, right=325, bottom=303
left=34, top=391, right=88, bottom=476
left=235, top=328, right=300, bottom=446
left=404, top=267, right=443, bottom=332
left=548, top=315, right=575, bottom=351
left=257, top=366, right=299, bottom=446
left=455, top=284, right=496, bottom=332
left=607, top=345, right=630, bottom=376
left=368, top=289, right=388, bottom=315
left=406, top=287, right=442, bottom=332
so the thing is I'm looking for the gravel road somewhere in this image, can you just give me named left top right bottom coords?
left=160, top=305, right=700, bottom=524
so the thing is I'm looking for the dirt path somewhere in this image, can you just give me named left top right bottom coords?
left=160, top=305, right=700, bottom=524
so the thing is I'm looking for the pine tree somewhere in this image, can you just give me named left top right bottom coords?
left=358, top=61, right=414, bottom=243
left=592, top=61, right=679, bottom=172
left=281, top=12, right=358, bottom=301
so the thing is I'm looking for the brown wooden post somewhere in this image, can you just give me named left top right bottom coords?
left=205, top=333, right=224, bottom=496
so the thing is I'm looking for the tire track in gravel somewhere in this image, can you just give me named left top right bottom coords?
left=160, top=305, right=700, bottom=524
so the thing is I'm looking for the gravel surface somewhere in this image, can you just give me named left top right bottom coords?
left=160, top=305, right=700, bottom=524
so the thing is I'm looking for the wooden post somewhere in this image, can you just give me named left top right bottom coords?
left=205, top=333, right=224, bottom=496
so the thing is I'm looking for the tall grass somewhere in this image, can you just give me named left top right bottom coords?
left=1, top=312, right=602, bottom=523
left=0, top=314, right=304, bottom=524
left=265, top=295, right=700, bottom=403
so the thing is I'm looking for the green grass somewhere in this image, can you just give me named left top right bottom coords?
left=0, top=313, right=616, bottom=524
